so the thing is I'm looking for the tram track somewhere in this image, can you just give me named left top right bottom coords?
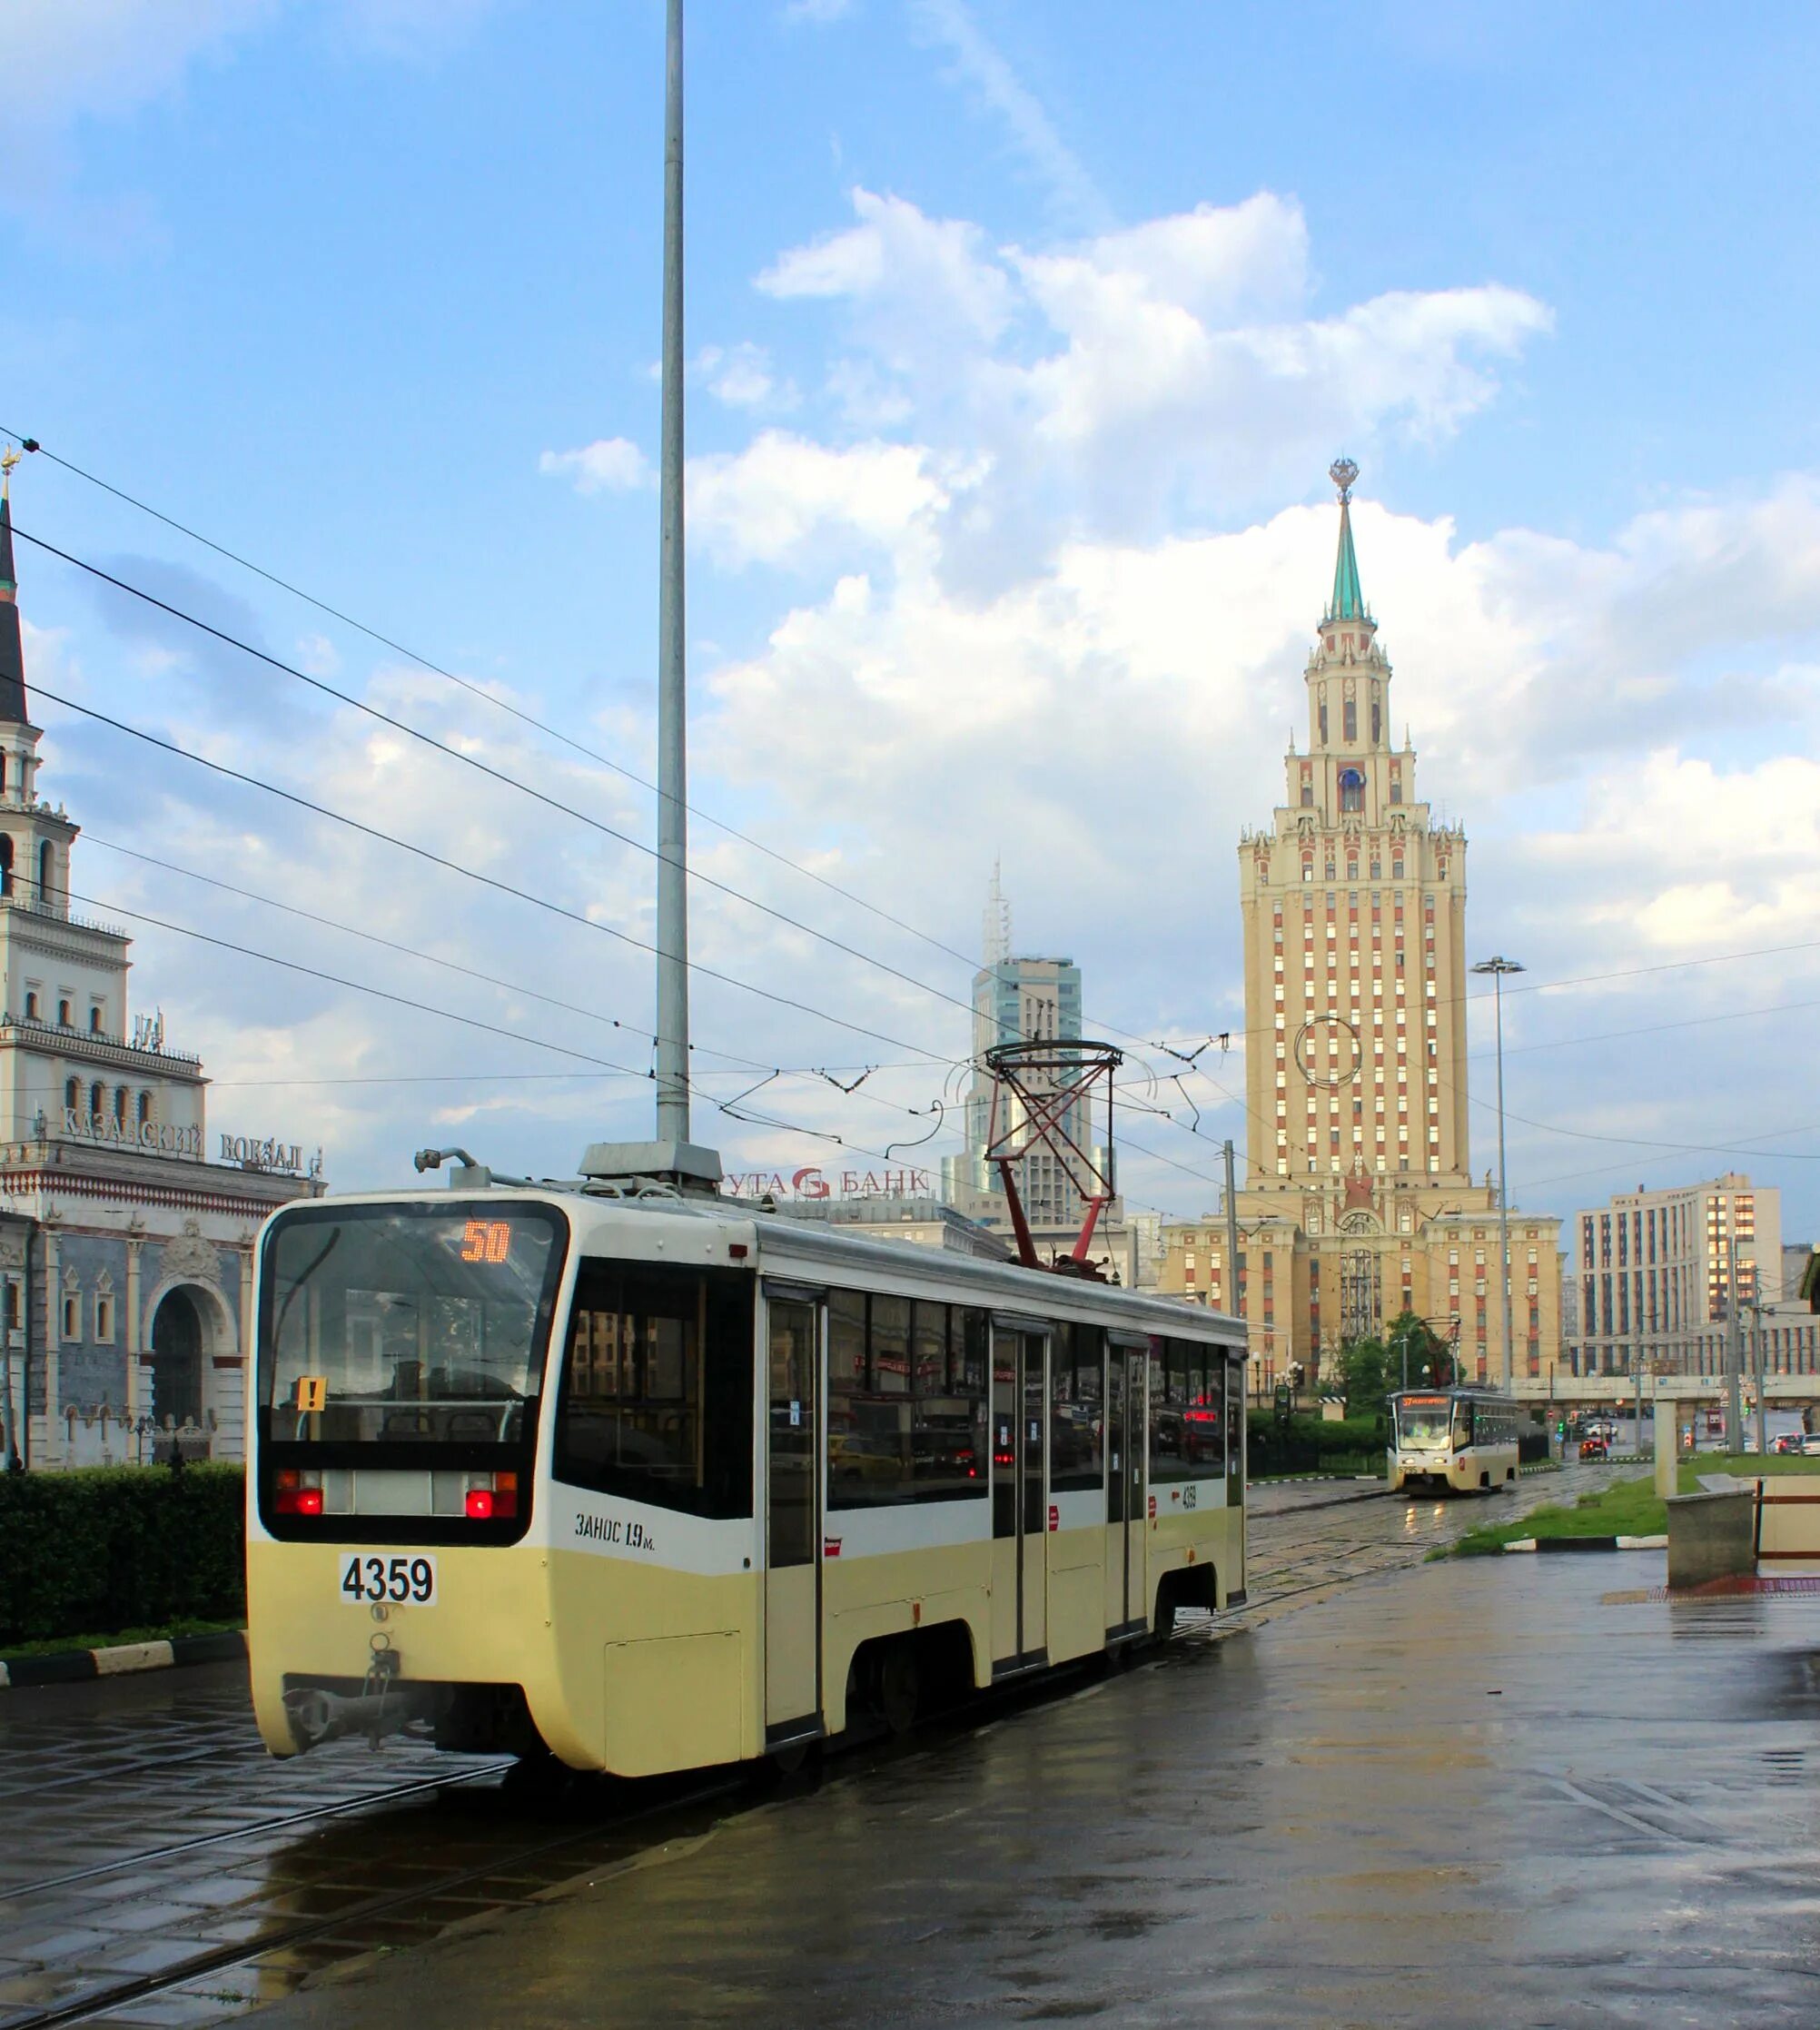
left=0, top=1464, right=1629, bottom=2030
left=8, top=1758, right=515, bottom=1902
left=4, top=1768, right=745, bottom=2030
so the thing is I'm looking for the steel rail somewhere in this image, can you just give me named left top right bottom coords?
left=10, top=1769, right=744, bottom=2030
left=8, top=1758, right=514, bottom=1901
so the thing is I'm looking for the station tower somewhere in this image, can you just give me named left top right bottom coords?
left=1159, top=463, right=1561, bottom=1391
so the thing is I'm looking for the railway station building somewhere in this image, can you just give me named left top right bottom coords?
left=1156, top=463, right=1562, bottom=1395
left=0, top=460, right=325, bottom=1469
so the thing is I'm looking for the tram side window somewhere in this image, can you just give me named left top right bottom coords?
left=554, top=1263, right=753, bottom=1520
left=1149, top=1336, right=1225, bottom=1485
left=827, top=1291, right=987, bottom=1508
left=1052, top=1322, right=1105, bottom=1492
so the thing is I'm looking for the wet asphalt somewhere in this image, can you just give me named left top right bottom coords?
left=9, top=1464, right=1818, bottom=2027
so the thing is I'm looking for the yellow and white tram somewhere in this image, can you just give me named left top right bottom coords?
left=1387, top=1387, right=1520, bottom=1495
left=246, top=1181, right=1247, bottom=1777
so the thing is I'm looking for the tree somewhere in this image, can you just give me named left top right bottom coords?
left=1339, top=1335, right=1388, bottom=1415
left=1386, top=1311, right=1451, bottom=1391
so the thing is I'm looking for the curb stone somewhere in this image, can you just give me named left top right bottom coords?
left=0, top=1628, right=246, bottom=1689
left=1500, top=1534, right=1668, bottom=1555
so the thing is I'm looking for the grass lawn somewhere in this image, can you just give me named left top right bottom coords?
left=0, top=1615, right=243, bottom=1662
left=1448, top=1474, right=1668, bottom=1558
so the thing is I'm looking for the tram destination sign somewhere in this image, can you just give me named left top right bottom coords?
left=721, top=1164, right=935, bottom=1202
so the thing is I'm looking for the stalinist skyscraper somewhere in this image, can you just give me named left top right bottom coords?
left=1159, top=462, right=1561, bottom=1392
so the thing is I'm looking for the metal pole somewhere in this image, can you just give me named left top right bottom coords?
left=654, top=0, right=691, bottom=1144
left=1753, top=1302, right=1767, bottom=1458
left=1493, top=967, right=1513, bottom=1393
left=1223, top=1138, right=1242, bottom=1380
left=1726, top=1229, right=1743, bottom=1455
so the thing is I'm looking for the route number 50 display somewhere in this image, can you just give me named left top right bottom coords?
left=338, top=1552, right=437, bottom=1605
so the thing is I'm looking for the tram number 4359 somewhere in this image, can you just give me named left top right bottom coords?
left=338, top=1552, right=438, bottom=1606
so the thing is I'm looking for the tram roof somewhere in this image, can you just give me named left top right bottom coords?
left=273, top=1182, right=1243, bottom=1347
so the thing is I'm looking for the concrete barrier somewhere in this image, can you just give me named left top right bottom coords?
left=1667, top=1489, right=1757, bottom=1589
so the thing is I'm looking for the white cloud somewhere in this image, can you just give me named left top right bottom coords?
left=693, top=342, right=797, bottom=413
left=754, top=189, right=1549, bottom=559
left=908, top=0, right=1112, bottom=232
left=24, top=173, right=1815, bottom=1225
left=539, top=438, right=652, bottom=495
left=760, top=187, right=1016, bottom=354
left=687, top=431, right=960, bottom=569
left=0, top=0, right=496, bottom=221
left=0, top=0, right=272, bottom=129
left=334, top=0, right=495, bottom=58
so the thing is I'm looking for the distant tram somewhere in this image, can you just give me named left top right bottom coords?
left=1388, top=1387, right=1519, bottom=1495
left=245, top=1178, right=1248, bottom=1777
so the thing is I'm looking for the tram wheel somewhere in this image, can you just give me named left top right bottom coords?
left=878, top=1643, right=921, bottom=1736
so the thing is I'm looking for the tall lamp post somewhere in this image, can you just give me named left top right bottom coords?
left=1471, top=956, right=1525, bottom=1393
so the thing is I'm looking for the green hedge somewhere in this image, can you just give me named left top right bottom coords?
left=0, top=1463, right=245, bottom=1649
left=1248, top=1410, right=1387, bottom=1479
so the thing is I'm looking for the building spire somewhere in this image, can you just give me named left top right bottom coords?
left=1326, top=456, right=1366, bottom=622
left=0, top=447, right=27, bottom=726
left=984, top=856, right=1011, bottom=965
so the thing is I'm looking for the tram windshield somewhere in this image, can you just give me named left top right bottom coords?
left=1395, top=1396, right=1454, bottom=1452
left=258, top=1203, right=566, bottom=1446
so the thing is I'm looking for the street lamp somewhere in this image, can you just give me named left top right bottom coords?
left=1471, top=956, right=1525, bottom=1393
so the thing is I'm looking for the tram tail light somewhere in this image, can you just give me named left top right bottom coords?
left=465, top=1471, right=518, bottom=1520
left=274, top=1468, right=323, bottom=1517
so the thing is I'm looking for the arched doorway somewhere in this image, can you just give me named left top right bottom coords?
left=150, top=1288, right=204, bottom=1427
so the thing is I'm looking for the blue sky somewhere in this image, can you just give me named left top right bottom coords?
left=2, top=0, right=1817, bottom=1249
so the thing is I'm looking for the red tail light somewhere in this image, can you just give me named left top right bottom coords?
left=465, top=1471, right=519, bottom=1520
left=273, top=1469, right=322, bottom=1515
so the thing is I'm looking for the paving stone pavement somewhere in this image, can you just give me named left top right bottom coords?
left=0, top=1461, right=1627, bottom=2027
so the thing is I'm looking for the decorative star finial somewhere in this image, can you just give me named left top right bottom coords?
left=0, top=445, right=17, bottom=499
left=1329, top=456, right=1358, bottom=505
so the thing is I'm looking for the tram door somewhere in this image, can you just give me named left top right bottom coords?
left=991, top=1327, right=1049, bottom=1668
left=1104, top=1342, right=1146, bottom=1634
left=765, top=1297, right=821, bottom=1737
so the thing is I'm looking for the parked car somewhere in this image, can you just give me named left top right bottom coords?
left=1801, top=1434, right=1820, bottom=1459
left=1578, top=1436, right=1608, bottom=1461
left=1772, top=1434, right=1801, bottom=1455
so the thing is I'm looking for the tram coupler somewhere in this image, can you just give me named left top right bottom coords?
left=282, top=1656, right=450, bottom=1752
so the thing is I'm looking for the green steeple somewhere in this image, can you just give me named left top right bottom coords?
left=1326, top=455, right=1365, bottom=621
left=1330, top=499, right=1363, bottom=619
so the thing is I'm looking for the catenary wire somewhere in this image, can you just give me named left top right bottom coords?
left=0, top=426, right=994, bottom=976
left=58, top=886, right=951, bottom=1168
left=80, top=835, right=771, bottom=1074
left=28, top=679, right=956, bottom=1066
left=0, top=441, right=1256, bottom=1138
left=17, top=439, right=1815, bottom=1193
left=9, top=521, right=983, bottom=1029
